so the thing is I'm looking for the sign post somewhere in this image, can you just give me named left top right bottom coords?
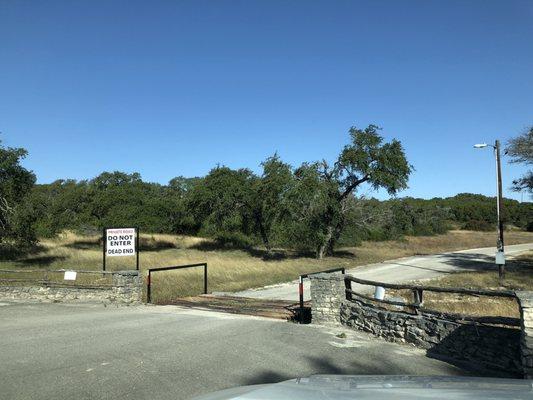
left=136, top=227, right=140, bottom=271
left=102, top=227, right=140, bottom=271
left=103, top=228, right=107, bottom=272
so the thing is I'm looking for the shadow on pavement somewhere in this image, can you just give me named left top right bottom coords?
left=382, top=253, right=496, bottom=275
left=240, top=352, right=469, bottom=387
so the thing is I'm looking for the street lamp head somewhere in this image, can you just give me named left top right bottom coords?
left=474, top=143, right=488, bottom=149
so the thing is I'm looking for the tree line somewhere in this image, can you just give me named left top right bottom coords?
left=1, top=125, right=532, bottom=258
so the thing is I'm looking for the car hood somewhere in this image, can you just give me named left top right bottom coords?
left=192, top=375, right=533, bottom=400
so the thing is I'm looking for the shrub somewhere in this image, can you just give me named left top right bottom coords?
left=213, top=232, right=256, bottom=249
left=462, top=219, right=494, bottom=231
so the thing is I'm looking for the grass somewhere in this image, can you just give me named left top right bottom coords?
left=384, top=288, right=521, bottom=319
left=1, top=230, right=533, bottom=303
left=422, top=252, right=533, bottom=292
left=397, top=250, right=533, bottom=319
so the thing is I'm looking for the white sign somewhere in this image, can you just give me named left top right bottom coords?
left=496, top=250, right=505, bottom=265
left=106, top=228, right=136, bottom=257
left=64, top=271, right=77, bottom=281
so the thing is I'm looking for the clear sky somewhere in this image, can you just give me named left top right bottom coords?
left=1, top=0, right=532, bottom=201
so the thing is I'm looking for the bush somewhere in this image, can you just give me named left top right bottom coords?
left=213, top=232, right=256, bottom=249
left=362, top=227, right=396, bottom=242
left=462, top=219, right=494, bottom=231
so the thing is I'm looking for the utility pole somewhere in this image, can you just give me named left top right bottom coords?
left=474, top=140, right=506, bottom=284
left=494, top=140, right=505, bottom=282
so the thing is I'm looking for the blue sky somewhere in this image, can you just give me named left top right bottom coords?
left=1, top=0, right=532, bottom=201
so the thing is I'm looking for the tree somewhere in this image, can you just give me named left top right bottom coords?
left=338, top=197, right=394, bottom=244
left=87, top=171, right=144, bottom=227
left=168, top=176, right=201, bottom=198
left=165, top=176, right=201, bottom=234
left=0, top=141, right=37, bottom=246
left=506, top=127, right=533, bottom=195
left=308, top=125, right=412, bottom=258
left=31, top=179, right=92, bottom=237
left=187, top=166, right=258, bottom=245
left=277, top=162, right=335, bottom=254
left=253, top=154, right=294, bottom=251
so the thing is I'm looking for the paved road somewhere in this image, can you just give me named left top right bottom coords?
left=233, top=243, right=533, bottom=301
left=0, top=302, right=465, bottom=400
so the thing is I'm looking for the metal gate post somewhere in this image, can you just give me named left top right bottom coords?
left=299, top=276, right=304, bottom=323
left=147, top=271, right=151, bottom=303
left=204, top=263, right=208, bottom=294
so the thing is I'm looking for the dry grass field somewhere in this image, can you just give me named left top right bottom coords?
left=423, top=251, right=533, bottom=291
left=386, top=287, right=522, bottom=319
left=1, top=230, right=533, bottom=303
left=403, top=250, right=533, bottom=318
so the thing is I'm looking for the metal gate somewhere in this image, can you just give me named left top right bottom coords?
left=146, top=262, right=207, bottom=303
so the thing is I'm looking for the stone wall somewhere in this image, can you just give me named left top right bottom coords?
left=0, top=270, right=142, bottom=305
left=309, top=273, right=345, bottom=325
left=309, top=274, right=529, bottom=377
left=340, top=298, right=521, bottom=375
left=517, top=292, right=533, bottom=378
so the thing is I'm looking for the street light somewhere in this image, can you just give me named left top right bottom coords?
left=474, top=140, right=505, bottom=282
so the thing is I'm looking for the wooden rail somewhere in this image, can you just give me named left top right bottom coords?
left=344, top=274, right=519, bottom=325
left=344, top=275, right=516, bottom=298
left=346, top=288, right=418, bottom=308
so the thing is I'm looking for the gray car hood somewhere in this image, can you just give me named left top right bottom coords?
left=192, top=375, right=533, bottom=400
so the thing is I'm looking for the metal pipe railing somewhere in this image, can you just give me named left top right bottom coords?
left=146, top=262, right=208, bottom=303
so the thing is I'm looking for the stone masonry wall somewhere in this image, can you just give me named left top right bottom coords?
left=0, top=270, right=142, bottom=305
left=516, top=292, right=533, bottom=378
left=309, top=273, right=345, bottom=325
left=340, top=298, right=521, bottom=376
left=309, top=274, right=526, bottom=377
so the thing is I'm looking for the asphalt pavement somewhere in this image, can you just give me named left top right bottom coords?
left=232, top=243, right=533, bottom=301
left=0, top=301, right=464, bottom=400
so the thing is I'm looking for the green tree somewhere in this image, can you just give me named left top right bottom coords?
left=253, top=154, right=294, bottom=251
left=276, top=162, right=334, bottom=254
left=165, top=176, right=201, bottom=234
left=87, top=171, right=144, bottom=227
left=0, top=141, right=37, bottom=246
left=302, top=125, right=412, bottom=258
left=31, top=179, right=92, bottom=237
left=506, top=127, right=533, bottom=195
left=187, top=166, right=258, bottom=246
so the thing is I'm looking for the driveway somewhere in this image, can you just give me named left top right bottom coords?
left=232, top=243, right=533, bottom=301
left=0, top=301, right=465, bottom=400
